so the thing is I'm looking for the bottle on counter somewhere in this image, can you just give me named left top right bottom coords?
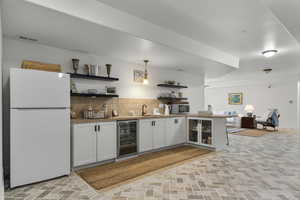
left=164, top=104, right=170, bottom=116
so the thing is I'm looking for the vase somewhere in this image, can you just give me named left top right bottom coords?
left=72, top=58, right=80, bottom=74
left=105, top=64, right=112, bottom=77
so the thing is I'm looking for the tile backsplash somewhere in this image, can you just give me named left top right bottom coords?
left=71, top=97, right=164, bottom=118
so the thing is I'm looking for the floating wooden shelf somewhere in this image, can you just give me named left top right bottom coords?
left=68, top=73, right=119, bottom=81
left=71, top=92, right=119, bottom=98
left=157, top=84, right=188, bottom=89
left=157, top=97, right=188, bottom=101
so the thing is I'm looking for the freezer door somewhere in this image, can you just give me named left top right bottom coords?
left=10, top=108, right=70, bottom=188
left=10, top=68, right=70, bottom=108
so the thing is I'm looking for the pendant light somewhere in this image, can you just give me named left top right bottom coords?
left=143, top=60, right=149, bottom=85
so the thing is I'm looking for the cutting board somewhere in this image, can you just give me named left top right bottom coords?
left=21, top=60, right=62, bottom=72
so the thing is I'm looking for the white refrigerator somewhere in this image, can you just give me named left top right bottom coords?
left=10, top=68, right=70, bottom=188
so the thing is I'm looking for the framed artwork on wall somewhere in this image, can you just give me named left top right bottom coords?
left=133, top=69, right=144, bottom=83
left=228, top=93, right=243, bottom=105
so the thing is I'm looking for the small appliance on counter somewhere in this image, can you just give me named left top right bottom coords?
left=170, top=103, right=190, bottom=114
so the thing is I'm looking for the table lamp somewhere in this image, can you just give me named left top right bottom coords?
left=244, top=105, right=255, bottom=117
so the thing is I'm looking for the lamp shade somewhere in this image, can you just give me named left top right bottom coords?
left=244, top=104, right=255, bottom=113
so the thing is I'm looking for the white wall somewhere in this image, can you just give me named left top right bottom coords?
left=0, top=1, right=4, bottom=199
left=2, top=38, right=204, bottom=108
left=205, top=81, right=298, bottom=129
left=2, top=37, right=205, bottom=177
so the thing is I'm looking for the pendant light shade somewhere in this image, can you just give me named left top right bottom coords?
left=143, top=60, right=149, bottom=85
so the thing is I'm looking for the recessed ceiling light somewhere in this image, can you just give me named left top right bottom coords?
left=262, top=50, right=278, bottom=58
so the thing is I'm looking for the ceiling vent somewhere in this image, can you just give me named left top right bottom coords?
left=18, top=35, right=38, bottom=42
left=263, top=68, right=272, bottom=74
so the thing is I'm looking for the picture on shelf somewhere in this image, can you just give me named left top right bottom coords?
left=133, top=69, right=144, bottom=83
left=228, top=93, right=243, bottom=105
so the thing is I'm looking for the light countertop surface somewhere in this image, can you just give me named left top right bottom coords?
left=71, top=114, right=235, bottom=124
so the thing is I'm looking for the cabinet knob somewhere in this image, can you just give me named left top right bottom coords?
left=94, top=125, right=97, bottom=132
left=98, top=125, right=100, bottom=132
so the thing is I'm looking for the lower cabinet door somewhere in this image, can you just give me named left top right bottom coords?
left=139, top=119, right=153, bottom=152
left=153, top=119, right=166, bottom=149
left=165, top=118, right=176, bottom=146
left=97, top=122, right=117, bottom=162
left=166, top=117, right=186, bottom=146
left=73, top=124, right=97, bottom=167
left=175, top=117, right=186, bottom=144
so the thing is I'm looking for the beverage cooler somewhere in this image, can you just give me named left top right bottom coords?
left=117, top=120, right=138, bottom=158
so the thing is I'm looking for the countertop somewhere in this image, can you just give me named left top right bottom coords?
left=187, top=114, right=238, bottom=118
left=71, top=114, right=235, bottom=124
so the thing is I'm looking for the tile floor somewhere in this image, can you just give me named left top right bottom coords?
left=5, top=131, right=300, bottom=200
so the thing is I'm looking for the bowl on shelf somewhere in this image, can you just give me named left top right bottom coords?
left=87, top=89, right=98, bottom=94
left=164, top=80, right=176, bottom=85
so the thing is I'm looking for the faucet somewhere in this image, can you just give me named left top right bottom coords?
left=142, top=104, right=148, bottom=116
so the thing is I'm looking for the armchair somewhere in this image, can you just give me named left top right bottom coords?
left=256, top=109, right=280, bottom=131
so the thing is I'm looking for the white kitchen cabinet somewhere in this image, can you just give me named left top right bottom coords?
left=139, top=119, right=154, bottom=152
left=166, top=117, right=186, bottom=146
left=165, top=119, right=175, bottom=146
left=72, top=123, right=97, bottom=167
left=153, top=119, right=166, bottom=149
left=72, top=122, right=117, bottom=167
left=96, top=122, right=117, bottom=162
left=139, top=118, right=166, bottom=152
left=174, top=117, right=186, bottom=144
left=187, top=117, right=227, bottom=150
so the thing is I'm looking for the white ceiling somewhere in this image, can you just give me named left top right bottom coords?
left=98, top=0, right=300, bottom=80
left=2, top=0, right=237, bottom=78
left=261, top=0, right=300, bottom=45
left=2, top=0, right=300, bottom=81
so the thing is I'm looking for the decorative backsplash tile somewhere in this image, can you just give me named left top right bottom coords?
left=71, top=97, right=164, bottom=119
